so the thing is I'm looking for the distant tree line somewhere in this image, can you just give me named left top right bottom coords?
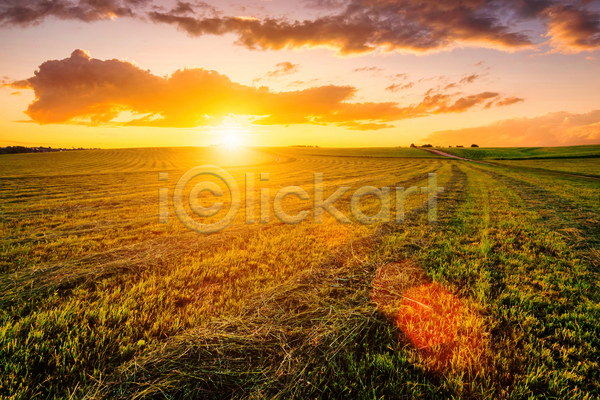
left=0, top=146, right=100, bottom=155
left=410, top=143, right=479, bottom=148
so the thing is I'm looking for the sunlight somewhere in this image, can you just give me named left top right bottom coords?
left=209, top=116, right=254, bottom=147
left=370, top=262, right=485, bottom=373
left=222, top=130, right=241, bottom=147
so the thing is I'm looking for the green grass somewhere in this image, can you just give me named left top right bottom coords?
left=441, top=144, right=600, bottom=160
left=275, top=146, right=445, bottom=158
left=492, top=158, right=600, bottom=178
left=1, top=147, right=599, bottom=399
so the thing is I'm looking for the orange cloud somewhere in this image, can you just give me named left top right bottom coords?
left=6, top=50, right=506, bottom=130
left=496, top=96, right=525, bottom=107
left=287, top=78, right=319, bottom=87
left=434, top=92, right=498, bottom=113
left=253, top=61, right=300, bottom=84
left=385, top=82, right=414, bottom=92
left=546, top=5, right=600, bottom=52
left=425, top=110, right=600, bottom=147
left=389, top=73, right=409, bottom=81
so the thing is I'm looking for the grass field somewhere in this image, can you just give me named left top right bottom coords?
left=442, top=145, right=600, bottom=160
left=490, top=158, right=600, bottom=178
left=1, top=146, right=599, bottom=399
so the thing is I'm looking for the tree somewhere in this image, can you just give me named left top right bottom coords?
left=471, top=144, right=479, bottom=147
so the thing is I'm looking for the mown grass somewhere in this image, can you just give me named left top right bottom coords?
left=492, top=158, right=600, bottom=178
left=442, top=144, right=600, bottom=160
left=1, top=147, right=599, bottom=399
left=275, top=146, right=445, bottom=158
left=0, top=147, right=440, bottom=399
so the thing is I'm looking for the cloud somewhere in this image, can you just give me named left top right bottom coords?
left=389, top=73, right=409, bottom=80
left=146, top=0, right=535, bottom=56
left=425, top=110, right=600, bottom=147
left=442, top=73, right=481, bottom=90
left=444, top=83, right=457, bottom=90
left=496, top=96, right=525, bottom=107
left=0, top=0, right=151, bottom=25
left=170, top=1, right=195, bottom=15
left=266, top=62, right=300, bottom=78
left=353, top=66, right=384, bottom=72
left=434, top=92, right=498, bottom=113
left=148, top=1, right=600, bottom=55
left=287, top=78, right=319, bottom=87
left=385, top=82, right=413, bottom=92
left=253, top=61, right=300, bottom=84
left=336, top=121, right=395, bottom=130
left=546, top=4, right=600, bottom=52
left=5, top=50, right=514, bottom=130
left=303, top=0, right=349, bottom=9
left=4, top=1, right=600, bottom=55
left=459, top=74, right=480, bottom=84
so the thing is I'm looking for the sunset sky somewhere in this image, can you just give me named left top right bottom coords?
left=1, top=0, right=600, bottom=148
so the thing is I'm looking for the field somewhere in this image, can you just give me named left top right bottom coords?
left=442, top=144, right=600, bottom=160
left=489, top=158, right=600, bottom=178
left=1, top=146, right=600, bottom=399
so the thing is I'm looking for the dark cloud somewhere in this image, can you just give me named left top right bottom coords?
left=146, top=0, right=534, bottom=55
left=546, top=4, right=600, bottom=51
left=169, top=1, right=195, bottom=15
left=304, top=0, right=349, bottom=9
left=5, top=50, right=511, bottom=130
left=0, top=0, right=151, bottom=25
left=3, top=0, right=600, bottom=54
left=426, top=110, right=600, bottom=146
left=146, top=0, right=600, bottom=54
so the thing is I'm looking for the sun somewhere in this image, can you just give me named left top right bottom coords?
left=222, top=131, right=241, bottom=147
left=210, top=117, right=252, bottom=147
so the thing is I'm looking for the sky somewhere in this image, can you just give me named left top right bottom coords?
left=1, top=0, right=600, bottom=148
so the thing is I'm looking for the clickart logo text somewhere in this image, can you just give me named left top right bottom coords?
left=158, top=166, right=444, bottom=234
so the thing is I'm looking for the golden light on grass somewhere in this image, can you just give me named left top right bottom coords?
left=371, top=262, right=485, bottom=373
